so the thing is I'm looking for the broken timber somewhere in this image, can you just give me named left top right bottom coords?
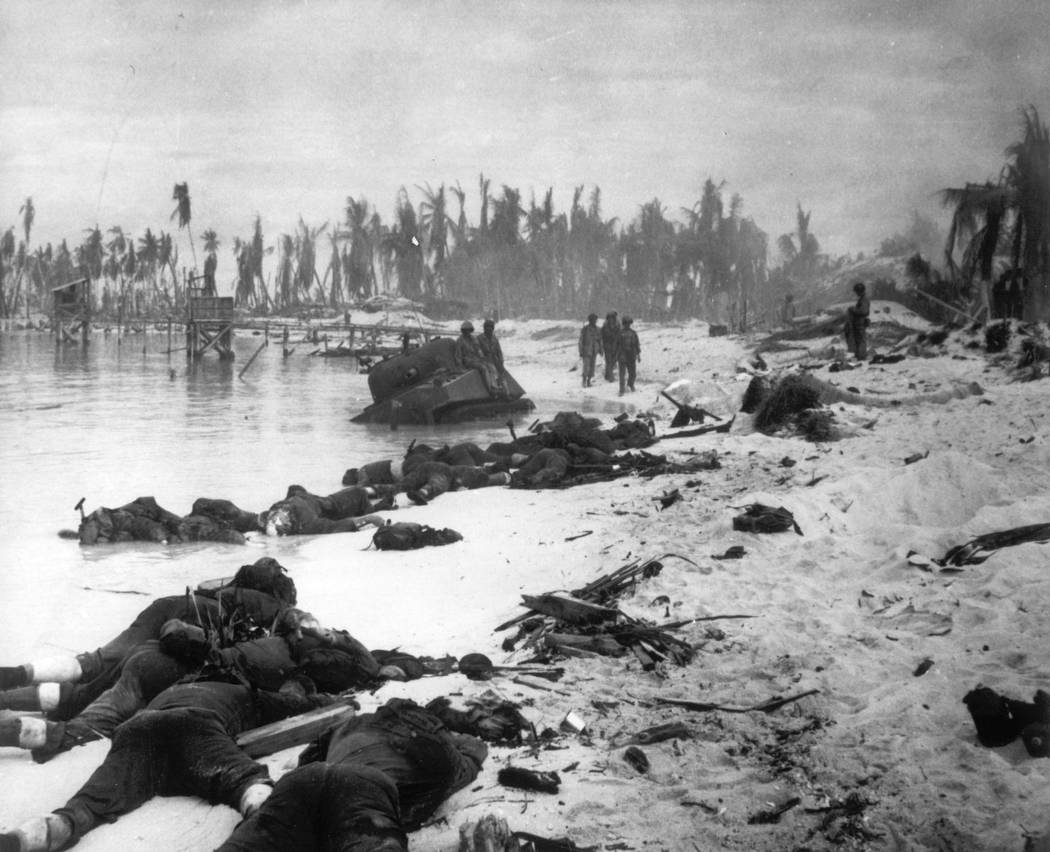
left=520, top=594, right=620, bottom=626
left=235, top=697, right=356, bottom=757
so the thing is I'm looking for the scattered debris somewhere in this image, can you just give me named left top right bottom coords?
left=654, top=489, right=682, bottom=510
left=625, top=721, right=691, bottom=745
left=656, top=689, right=819, bottom=715
left=748, top=796, right=801, bottom=824
left=712, top=545, right=746, bottom=560
left=660, top=390, right=722, bottom=428
left=497, top=767, right=561, bottom=794
left=559, top=711, right=587, bottom=734
left=913, top=658, right=935, bottom=677
left=498, top=558, right=699, bottom=670
left=623, top=746, right=650, bottom=774
left=732, top=504, right=803, bottom=535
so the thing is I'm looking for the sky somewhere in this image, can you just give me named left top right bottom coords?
left=2, top=0, right=1049, bottom=268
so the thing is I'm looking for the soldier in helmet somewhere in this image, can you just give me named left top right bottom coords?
left=578, top=313, right=603, bottom=387
left=617, top=316, right=641, bottom=396
left=844, top=282, right=870, bottom=360
left=453, top=320, right=501, bottom=397
left=476, top=318, right=509, bottom=397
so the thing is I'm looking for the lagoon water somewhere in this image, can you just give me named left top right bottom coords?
left=0, top=328, right=545, bottom=660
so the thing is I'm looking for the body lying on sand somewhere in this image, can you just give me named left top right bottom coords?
left=0, top=556, right=527, bottom=852
left=67, top=420, right=661, bottom=545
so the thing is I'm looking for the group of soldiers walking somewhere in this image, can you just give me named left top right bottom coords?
left=578, top=311, right=641, bottom=395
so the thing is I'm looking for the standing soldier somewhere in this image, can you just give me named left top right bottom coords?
left=618, top=316, right=640, bottom=396
left=845, top=282, right=870, bottom=360
left=477, top=319, right=509, bottom=397
left=601, top=312, right=620, bottom=382
left=578, top=313, right=603, bottom=387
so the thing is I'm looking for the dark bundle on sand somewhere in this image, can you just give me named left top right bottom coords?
left=752, top=373, right=823, bottom=433
left=796, top=409, right=837, bottom=441
left=1019, top=337, right=1050, bottom=367
left=916, top=326, right=952, bottom=347
left=985, top=321, right=1011, bottom=353
left=740, top=375, right=772, bottom=414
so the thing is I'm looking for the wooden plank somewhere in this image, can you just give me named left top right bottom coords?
left=520, top=593, right=620, bottom=626
left=236, top=698, right=356, bottom=758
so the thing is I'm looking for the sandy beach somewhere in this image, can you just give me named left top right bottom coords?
left=3, top=307, right=1050, bottom=852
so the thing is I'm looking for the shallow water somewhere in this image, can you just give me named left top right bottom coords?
left=0, top=329, right=581, bottom=649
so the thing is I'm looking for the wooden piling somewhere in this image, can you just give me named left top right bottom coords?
left=238, top=339, right=268, bottom=380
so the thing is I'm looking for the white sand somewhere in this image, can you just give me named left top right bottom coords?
left=4, top=309, right=1050, bottom=851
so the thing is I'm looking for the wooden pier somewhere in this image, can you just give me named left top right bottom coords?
left=42, top=277, right=451, bottom=369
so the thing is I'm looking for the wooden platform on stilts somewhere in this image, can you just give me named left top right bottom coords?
left=186, top=287, right=235, bottom=359
left=52, top=278, right=91, bottom=345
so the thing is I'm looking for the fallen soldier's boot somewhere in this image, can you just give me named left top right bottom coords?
left=0, top=684, right=64, bottom=713
left=32, top=721, right=92, bottom=765
left=0, top=813, right=73, bottom=852
left=406, top=490, right=429, bottom=505
left=964, top=686, right=1024, bottom=746
left=0, top=718, right=64, bottom=757
left=0, top=666, right=28, bottom=691
left=496, top=767, right=560, bottom=793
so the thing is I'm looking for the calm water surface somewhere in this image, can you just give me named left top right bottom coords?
left=0, top=330, right=572, bottom=641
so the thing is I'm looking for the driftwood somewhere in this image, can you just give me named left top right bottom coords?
left=498, top=555, right=702, bottom=670
left=626, top=721, right=691, bottom=745
left=939, top=522, right=1050, bottom=566
left=544, top=632, right=626, bottom=657
left=495, top=555, right=676, bottom=632
left=235, top=697, right=356, bottom=757
left=520, top=594, right=620, bottom=626
left=659, top=416, right=735, bottom=440
left=656, top=688, right=819, bottom=715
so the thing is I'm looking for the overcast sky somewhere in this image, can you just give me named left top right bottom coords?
left=2, top=0, right=1049, bottom=264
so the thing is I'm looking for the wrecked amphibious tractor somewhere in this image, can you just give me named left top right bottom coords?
left=351, top=337, right=534, bottom=426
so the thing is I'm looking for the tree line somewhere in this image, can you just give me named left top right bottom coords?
left=7, top=102, right=1043, bottom=328
left=1, top=176, right=798, bottom=325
